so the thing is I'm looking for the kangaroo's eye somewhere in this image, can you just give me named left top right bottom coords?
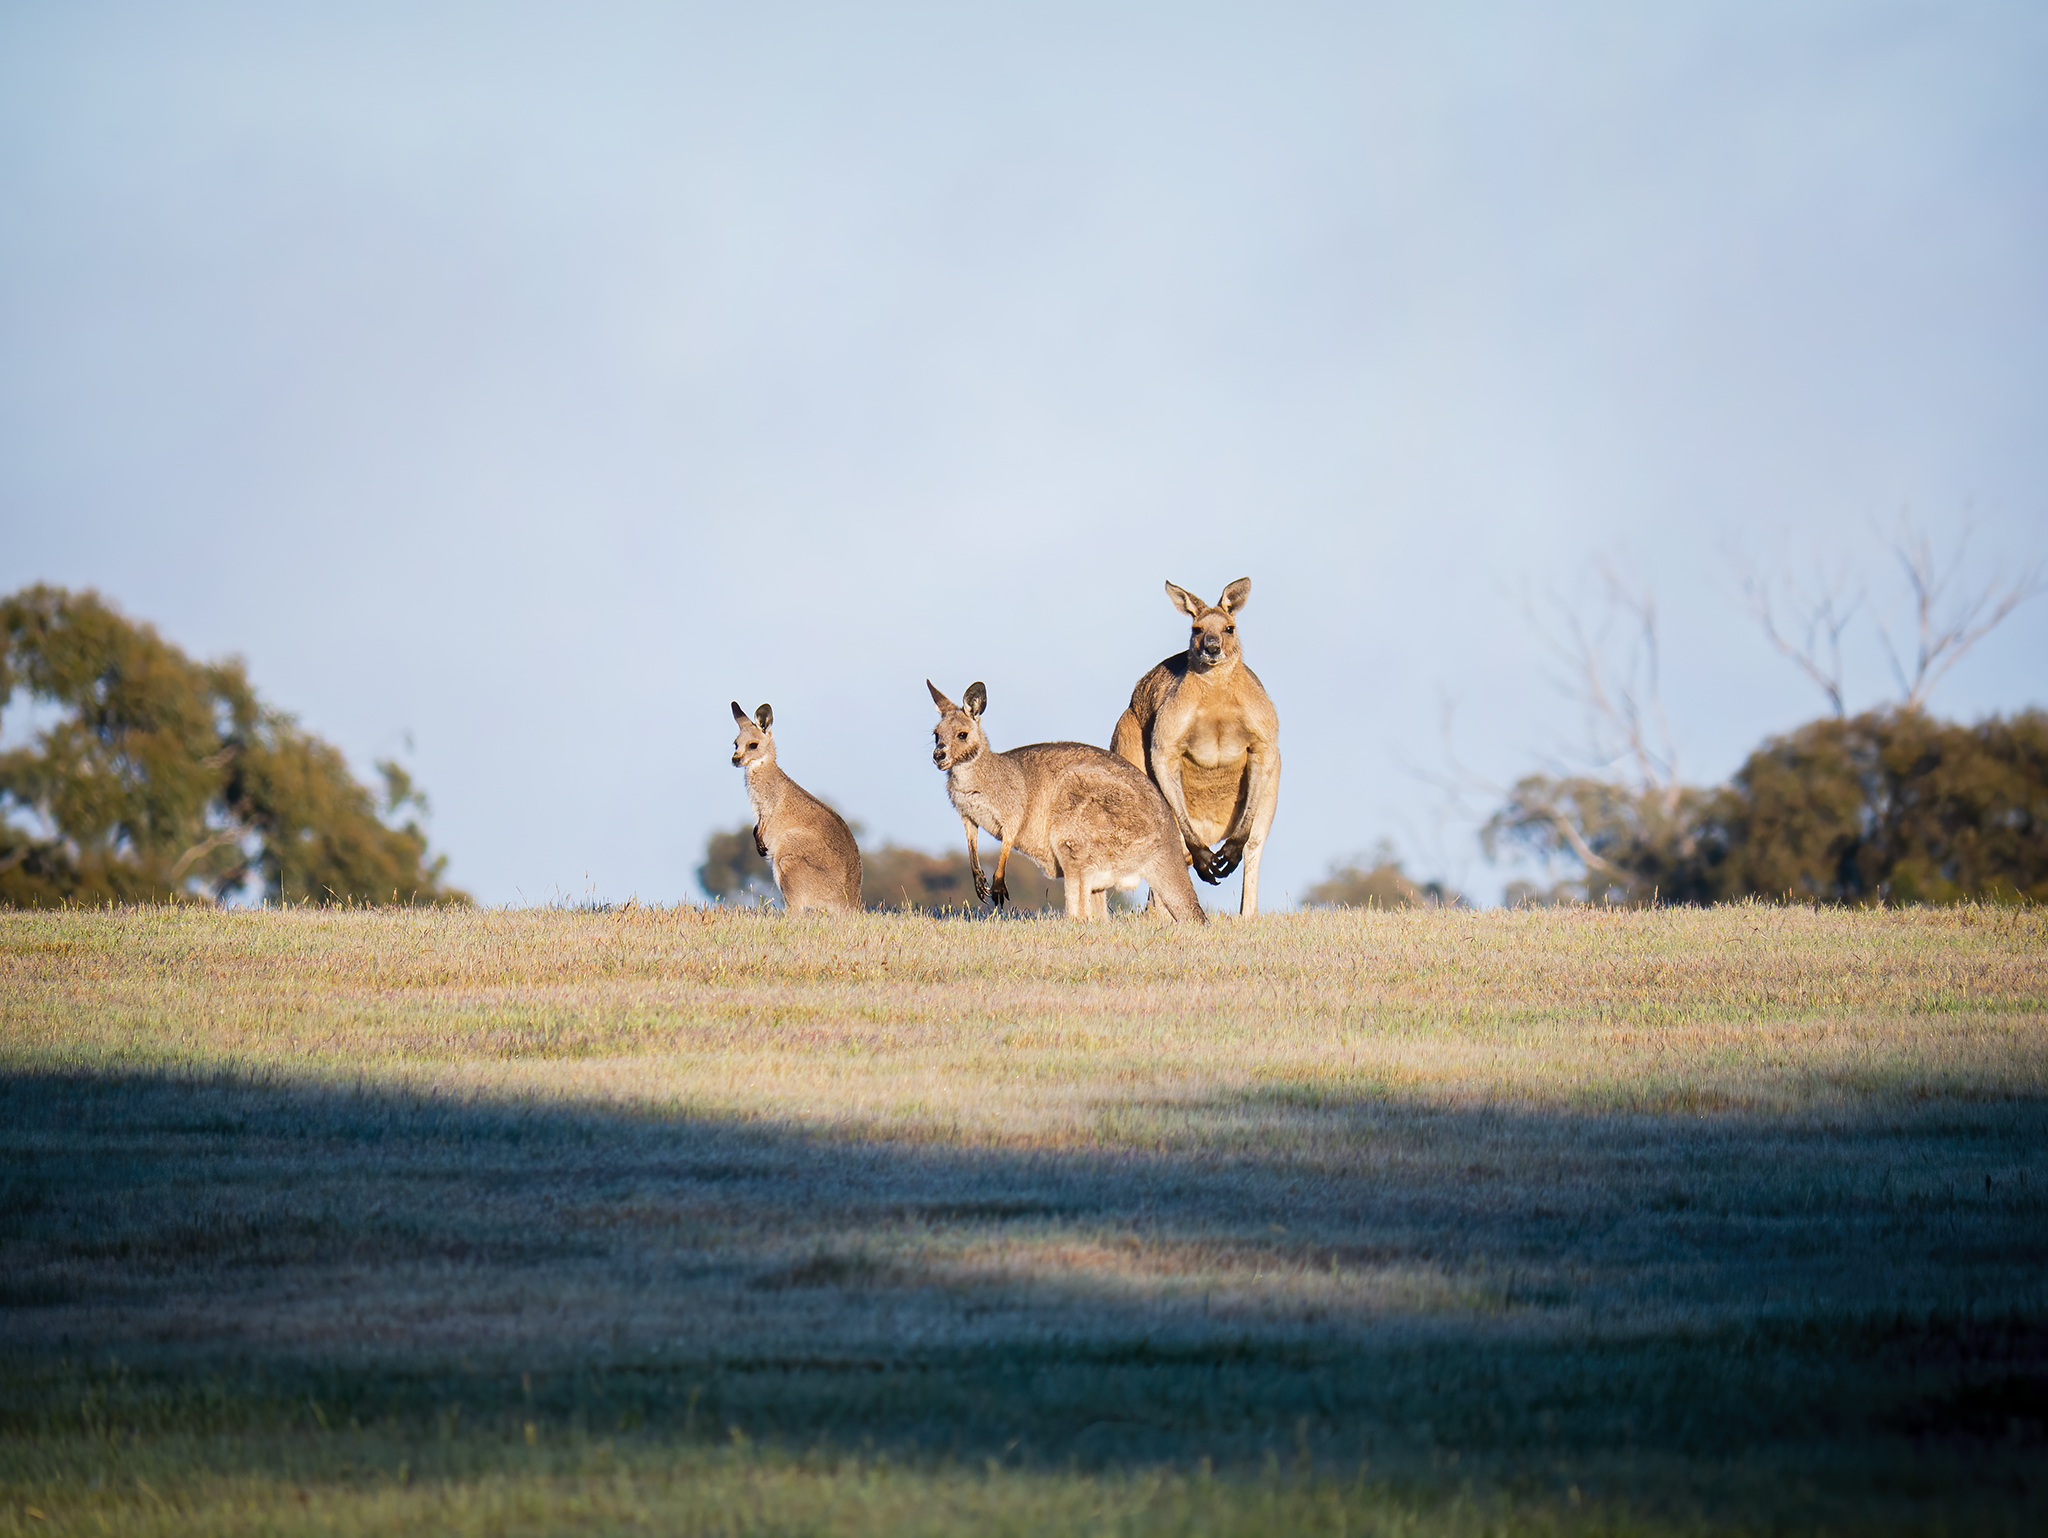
left=956, top=730, right=968, bottom=740
left=1225, top=625, right=1235, bottom=633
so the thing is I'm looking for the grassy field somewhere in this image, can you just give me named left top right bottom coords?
left=3, top=901, right=2045, bottom=1534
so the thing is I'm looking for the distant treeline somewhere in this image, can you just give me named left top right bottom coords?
left=1299, top=848, right=1466, bottom=910
left=1488, top=707, right=2048, bottom=906
left=1, top=586, right=464, bottom=907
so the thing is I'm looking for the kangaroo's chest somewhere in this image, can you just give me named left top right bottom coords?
left=950, top=784, right=1008, bottom=840
left=1178, top=714, right=1253, bottom=772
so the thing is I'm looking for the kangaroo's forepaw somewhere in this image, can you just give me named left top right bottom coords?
left=991, top=876, right=1010, bottom=907
left=1211, top=843, right=1245, bottom=879
left=972, top=871, right=990, bottom=904
left=1190, top=846, right=1222, bottom=884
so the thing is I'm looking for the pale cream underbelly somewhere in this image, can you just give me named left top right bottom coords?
left=1179, top=758, right=1249, bottom=843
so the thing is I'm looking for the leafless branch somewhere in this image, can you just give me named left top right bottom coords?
left=1395, top=692, right=1502, bottom=815
left=1523, top=794, right=1629, bottom=881
left=1527, top=562, right=1681, bottom=804
left=1734, top=552, right=1859, bottom=717
left=170, top=822, right=253, bottom=886
left=1406, top=694, right=1627, bottom=884
left=1879, top=518, right=2043, bottom=710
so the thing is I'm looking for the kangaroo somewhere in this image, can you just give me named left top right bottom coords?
left=927, top=680, right=1205, bottom=923
left=728, top=701, right=863, bottom=914
left=1110, top=577, right=1281, bottom=916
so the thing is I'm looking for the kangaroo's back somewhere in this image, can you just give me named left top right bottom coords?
left=771, top=780, right=864, bottom=913
left=1004, top=740, right=1162, bottom=836
left=1111, top=654, right=1188, bottom=773
left=1004, top=739, right=1136, bottom=785
left=1010, top=741, right=1205, bottom=923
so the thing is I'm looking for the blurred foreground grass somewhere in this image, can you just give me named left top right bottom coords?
left=3, top=902, right=2045, bottom=1534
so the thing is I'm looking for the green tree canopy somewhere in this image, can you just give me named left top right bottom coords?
left=0, top=585, right=465, bottom=907
left=1719, top=708, right=2048, bottom=904
left=1482, top=775, right=1724, bottom=906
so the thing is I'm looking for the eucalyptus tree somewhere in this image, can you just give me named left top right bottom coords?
left=1, top=585, right=464, bottom=907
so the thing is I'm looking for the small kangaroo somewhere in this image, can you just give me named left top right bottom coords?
left=1110, top=578, right=1281, bottom=916
left=927, top=679, right=1204, bottom=923
left=728, top=701, right=863, bottom=914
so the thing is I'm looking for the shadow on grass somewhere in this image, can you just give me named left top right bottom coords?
left=2, top=1064, right=2046, bottom=1518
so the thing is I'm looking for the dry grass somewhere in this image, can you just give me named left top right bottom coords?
left=2, top=901, right=2045, bottom=1533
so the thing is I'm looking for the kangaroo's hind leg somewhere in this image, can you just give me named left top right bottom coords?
left=1144, top=849, right=1208, bottom=924
left=1235, top=787, right=1279, bottom=916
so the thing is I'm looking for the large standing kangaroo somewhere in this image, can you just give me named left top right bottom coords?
left=1111, top=578, right=1281, bottom=916
left=728, top=701, right=864, bottom=914
left=928, top=680, right=1204, bottom=923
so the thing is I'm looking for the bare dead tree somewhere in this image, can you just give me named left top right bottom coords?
left=1733, top=515, right=2039, bottom=715
left=1735, top=555, right=1859, bottom=717
left=1879, top=518, right=2042, bottom=711
left=1536, top=562, right=1684, bottom=805
left=1415, top=566, right=1699, bottom=903
left=1411, top=694, right=1636, bottom=887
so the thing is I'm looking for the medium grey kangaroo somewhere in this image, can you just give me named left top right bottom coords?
left=728, top=701, right=863, bottom=914
left=927, top=680, right=1204, bottom=923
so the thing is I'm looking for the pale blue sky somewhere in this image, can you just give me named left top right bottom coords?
left=3, top=2, right=2043, bottom=905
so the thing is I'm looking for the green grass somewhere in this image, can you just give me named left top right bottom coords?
left=3, top=902, right=2046, bottom=1533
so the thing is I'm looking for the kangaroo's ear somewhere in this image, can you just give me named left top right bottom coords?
left=731, top=700, right=749, bottom=725
left=755, top=703, right=773, bottom=730
left=963, top=681, right=987, bottom=717
left=1218, top=577, right=1251, bottom=613
left=1165, top=581, right=1203, bottom=618
left=926, top=679, right=957, bottom=713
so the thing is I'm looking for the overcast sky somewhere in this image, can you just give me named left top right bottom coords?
left=3, top=2, right=2043, bottom=907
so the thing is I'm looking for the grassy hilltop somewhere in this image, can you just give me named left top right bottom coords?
left=3, top=903, right=2046, bottom=1535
